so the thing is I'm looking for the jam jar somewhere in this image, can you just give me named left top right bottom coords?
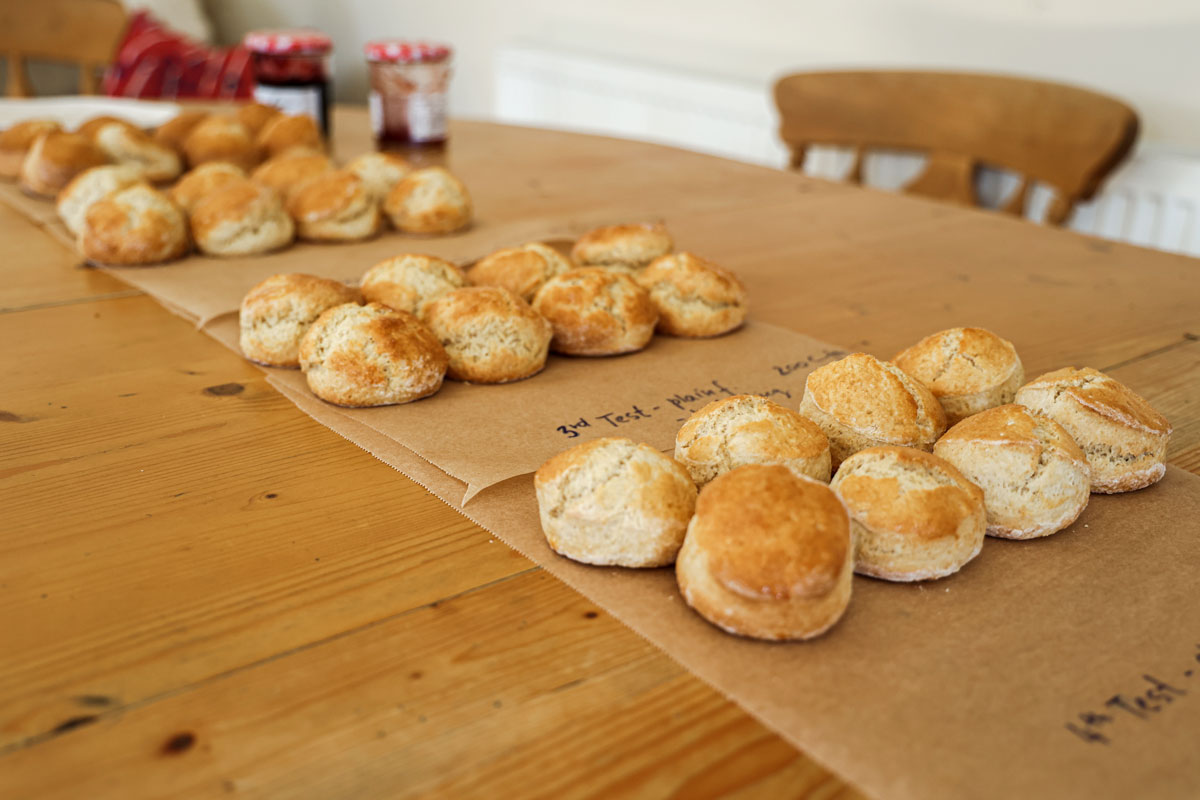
left=244, top=29, right=333, bottom=135
left=365, top=41, right=452, bottom=158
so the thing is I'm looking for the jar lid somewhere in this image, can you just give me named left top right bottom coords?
left=244, top=29, right=333, bottom=55
left=364, top=40, right=452, bottom=63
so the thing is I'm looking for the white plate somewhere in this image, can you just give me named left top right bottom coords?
left=0, top=96, right=181, bottom=130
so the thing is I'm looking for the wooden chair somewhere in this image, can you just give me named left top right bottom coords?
left=773, top=70, right=1139, bottom=224
left=0, top=0, right=127, bottom=97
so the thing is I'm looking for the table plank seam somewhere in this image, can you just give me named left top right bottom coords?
left=1100, top=332, right=1199, bottom=373
left=0, top=289, right=144, bottom=315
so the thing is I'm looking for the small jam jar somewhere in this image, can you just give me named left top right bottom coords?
left=366, top=40, right=452, bottom=157
left=244, top=29, right=333, bottom=135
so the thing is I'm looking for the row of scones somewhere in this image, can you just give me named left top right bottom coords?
left=533, top=327, right=1172, bottom=642
left=237, top=222, right=749, bottom=405
left=0, top=106, right=472, bottom=265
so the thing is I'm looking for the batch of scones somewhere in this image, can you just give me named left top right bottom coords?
left=0, top=105, right=474, bottom=265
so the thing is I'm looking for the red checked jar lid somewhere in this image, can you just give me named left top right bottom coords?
left=244, top=29, right=332, bottom=55
left=365, top=40, right=451, bottom=63
left=243, top=28, right=334, bottom=135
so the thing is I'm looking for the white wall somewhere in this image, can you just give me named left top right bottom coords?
left=204, top=0, right=1200, bottom=148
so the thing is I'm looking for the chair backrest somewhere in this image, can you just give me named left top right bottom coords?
left=0, top=0, right=127, bottom=97
left=773, top=70, right=1139, bottom=224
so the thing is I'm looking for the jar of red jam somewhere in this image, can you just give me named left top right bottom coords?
left=365, top=41, right=452, bottom=156
left=244, top=29, right=333, bottom=135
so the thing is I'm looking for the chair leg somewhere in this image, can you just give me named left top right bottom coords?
left=6, top=52, right=33, bottom=97
left=79, top=63, right=98, bottom=95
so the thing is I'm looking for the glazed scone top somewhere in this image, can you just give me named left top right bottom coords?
left=301, top=303, right=448, bottom=379
left=153, top=110, right=209, bottom=152
left=0, top=119, right=62, bottom=152
left=677, top=395, right=828, bottom=466
left=236, top=103, right=282, bottom=135
left=938, top=403, right=1088, bottom=465
left=251, top=150, right=334, bottom=198
left=25, top=131, right=108, bottom=172
left=1017, top=367, right=1171, bottom=436
left=532, top=267, right=659, bottom=352
left=345, top=151, right=412, bottom=200
left=360, top=254, right=467, bottom=317
left=831, top=447, right=983, bottom=542
left=286, top=171, right=372, bottom=224
left=892, top=327, right=1022, bottom=396
left=691, top=465, right=849, bottom=601
left=256, top=114, right=323, bottom=157
left=806, top=353, right=947, bottom=444
left=468, top=242, right=575, bottom=300
left=571, top=222, right=673, bottom=268
left=170, top=162, right=249, bottom=211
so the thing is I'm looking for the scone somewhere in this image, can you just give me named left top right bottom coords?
left=19, top=131, right=109, bottom=197
left=636, top=252, right=747, bottom=337
left=78, top=184, right=189, bottom=266
left=345, top=151, right=411, bottom=202
left=256, top=113, right=324, bottom=158
left=675, top=394, right=831, bottom=487
left=251, top=150, right=334, bottom=200
left=240, top=273, right=360, bottom=367
left=934, top=404, right=1091, bottom=539
left=468, top=242, right=574, bottom=302
left=571, top=222, right=673, bottom=271
left=531, top=268, right=658, bottom=356
left=383, top=166, right=472, bottom=234
left=182, top=115, right=261, bottom=171
left=0, top=119, right=62, bottom=178
left=424, top=287, right=553, bottom=383
left=153, top=110, right=209, bottom=154
left=676, top=464, right=852, bottom=641
left=534, top=437, right=697, bottom=567
left=94, top=123, right=182, bottom=183
left=360, top=254, right=468, bottom=318
left=831, top=447, right=986, bottom=581
left=76, top=116, right=138, bottom=141
left=191, top=181, right=294, bottom=256
left=56, top=164, right=145, bottom=236
left=892, top=327, right=1024, bottom=426
left=1014, top=367, right=1171, bottom=493
left=287, top=170, right=381, bottom=242
left=236, top=102, right=282, bottom=135
left=299, top=302, right=448, bottom=407
left=168, top=162, right=249, bottom=212
left=798, top=353, right=947, bottom=468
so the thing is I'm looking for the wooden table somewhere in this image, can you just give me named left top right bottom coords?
left=2, top=108, right=1197, bottom=799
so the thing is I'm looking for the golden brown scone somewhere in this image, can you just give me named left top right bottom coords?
left=531, top=268, right=658, bottom=356
left=934, top=404, right=1091, bottom=539
left=636, top=252, right=747, bottom=337
left=799, top=353, right=947, bottom=468
left=181, top=115, right=260, bottom=171
left=676, top=395, right=831, bottom=488
left=153, top=110, right=209, bottom=154
left=256, top=113, right=323, bottom=158
left=383, top=166, right=472, bottom=234
left=286, top=170, right=381, bottom=242
left=191, top=181, right=294, bottom=256
left=0, top=119, right=62, bottom=178
left=892, top=327, right=1024, bottom=426
left=240, top=273, right=360, bottom=367
left=236, top=102, right=282, bottom=135
left=78, top=184, right=189, bottom=266
left=467, top=242, right=574, bottom=302
left=571, top=222, right=673, bottom=271
left=56, top=164, right=145, bottom=236
left=168, top=162, right=248, bottom=212
left=360, top=254, right=468, bottom=318
left=424, top=287, right=553, bottom=383
left=676, top=464, right=852, bottom=641
left=94, top=123, right=182, bottom=183
left=1014, top=367, right=1171, bottom=493
left=298, top=302, right=447, bottom=407
left=535, top=437, right=697, bottom=567
left=831, top=447, right=985, bottom=581
left=251, top=150, right=334, bottom=200
left=76, top=116, right=139, bottom=141
left=345, top=151, right=411, bottom=202
left=19, top=131, right=109, bottom=197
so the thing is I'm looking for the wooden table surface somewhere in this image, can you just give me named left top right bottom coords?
left=2, top=107, right=1198, bottom=799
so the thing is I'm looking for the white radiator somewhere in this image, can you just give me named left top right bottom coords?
left=494, top=45, right=1200, bottom=258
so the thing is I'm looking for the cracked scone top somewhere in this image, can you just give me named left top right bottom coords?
left=675, top=394, right=831, bottom=487
left=798, top=353, right=947, bottom=468
left=191, top=180, right=295, bottom=256
left=1014, top=367, right=1171, bottom=493
left=468, top=242, right=575, bottom=302
left=287, top=170, right=381, bottom=242
left=636, top=252, right=747, bottom=338
left=531, top=267, right=658, bottom=356
left=423, top=286, right=552, bottom=384
left=570, top=222, right=673, bottom=271
left=78, top=184, right=189, bottom=266
left=676, top=465, right=852, bottom=641
left=251, top=150, right=334, bottom=200
left=360, top=254, right=467, bottom=318
left=169, top=162, right=248, bottom=212
left=934, top=404, right=1090, bottom=539
left=383, top=166, right=472, bottom=235
left=240, top=273, right=360, bottom=367
left=892, top=327, right=1024, bottom=425
left=534, top=437, right=697, bottom=568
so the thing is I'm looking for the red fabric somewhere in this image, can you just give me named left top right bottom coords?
left=102, top=11, right=254, bottom=99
